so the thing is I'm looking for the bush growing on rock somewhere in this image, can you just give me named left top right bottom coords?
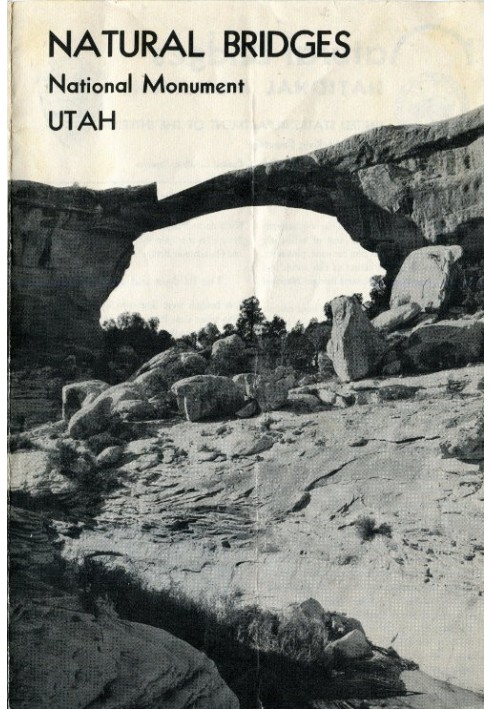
left=86, top=431, right=123, bottom=455
left=8, top=432, right=35, bottom=452
left=448, top=258, right=484, bottom=315
left=47, top=439, right=95, bottom=479
left=72, top=560, right=396, bottom=708
left=354, top=516, right=392, bottom=542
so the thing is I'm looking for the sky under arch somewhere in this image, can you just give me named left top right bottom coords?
left=101, top=206, right=383, bottom=337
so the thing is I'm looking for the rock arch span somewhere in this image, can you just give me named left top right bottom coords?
left=10, top=106, right=483, bottom=357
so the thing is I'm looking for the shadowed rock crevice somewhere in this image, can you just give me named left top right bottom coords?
left=10, top=107, right=483, bottom=356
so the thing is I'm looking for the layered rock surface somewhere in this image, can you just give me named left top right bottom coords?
left=9, top=509, right=239, bottom=709
left=12, top=365, right=484, bottom=697
left=11, top=601, right=239, bottom=709
left=10, top=107, right=483, bottom=356
left=9, top=494, right=483, bottom=709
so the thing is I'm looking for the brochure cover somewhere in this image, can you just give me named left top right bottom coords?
left=8, top=1, right=484, bottom=707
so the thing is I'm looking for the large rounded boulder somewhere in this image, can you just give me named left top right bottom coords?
left=62, top=380, right=110, bottom=422
left=233, top=367, right=296, bottom=412
left=401, top=319, right=484, bottom=373
left=131, top=347, right=207, bottom=390
left=67, top=349, right=207, bottom=438
left=390, top=245, right=463, bottom=312
left=171, top=375, right=245, bottom=422
left=210, top=335, right=247, bottom=375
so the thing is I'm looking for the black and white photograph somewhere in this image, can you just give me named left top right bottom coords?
left=7, top=2, right=484, bottom=707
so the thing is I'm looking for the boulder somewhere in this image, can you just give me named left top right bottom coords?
left=148, top=393, right=178, bottom=418
left=288, top=384, right=338, bottom=408
left=440, top=412, right=483, bottom=460
left=288, top=392, right=326, bottom=412
left=96, top=445, right=124, bottom=468
left=228, top=433, right=275, bottom=457
left=390, top=245, right=463, bottom=312
left=381, top=359, right=402, bottom=376
left=132, top=368, right=168, bottom=398
left=10, top=601, right=239, bottom=709
left=112, top=399, right=156, bottom=421
left=68, top=395, right=113, bottom=439
left=376, top=384, right=419, bottom=401
left=171, top=375, right=245, bottom=422
left=8, top=449, right=83, bottom=502
left=132, top=347, right=207, bottom=386
left=233, top=367, right=296, bottom=412
left=235, top=399, right=260, bottom=419
left=62, top=380, right=110, bottom=421
left=326, top=296, right=387, bottom=382
left=316, top=387, right=337, bottom=407
left=211, top=335, right=247, bottom=375
left=329, top=629, right=373, bottom=662
left=67, top=381, right=162, bottom=439
left=371, top=302, right=422, bottom=334
left=402, top=319, right=484, bottom=373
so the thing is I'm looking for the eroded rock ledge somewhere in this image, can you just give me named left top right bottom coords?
left=10, top=107, right=483, bottom=356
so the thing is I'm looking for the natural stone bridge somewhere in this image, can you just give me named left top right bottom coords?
left=10, top=106, right=483, bottom=357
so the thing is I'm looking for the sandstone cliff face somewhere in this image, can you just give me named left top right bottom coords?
left=10, top=183, right=158, bottom=356
left=10, top=107, right=483, bottom=357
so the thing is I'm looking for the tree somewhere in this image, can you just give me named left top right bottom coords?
left=222, top=323, right=236, bottom=337
left=236, top=296, right=266, bottom=343
left=284, top=321, right=315, bottom=372
left=101, top=311, right=174, bottom=382
left=261, top=315, right=287, bottom=367
left=113, top=311, right=147, bottom=331
left=178, top=331, right=199, bottom=350
left=364, top=275, right=389, bottom=318
left=323, top=301, right=333, bottom=322
left=264, top=315, right=287, bottom=339
left=305, top=318, right=332, bottom=368
left=148, top=316, right=160, bottom=332
left=197, top=322, right=221, bottom=349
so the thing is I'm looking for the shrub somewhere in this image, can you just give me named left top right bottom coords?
left=48, top=439, right=80, bottom=474
left=47, top=439, right=96, bottom=484
left=354, top=516, right=392, bottom=542
left=8, top=432, right=34, bottom=452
